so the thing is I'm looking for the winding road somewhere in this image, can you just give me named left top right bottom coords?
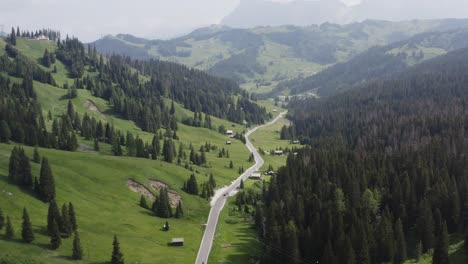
left=195, top=111, right=287, bottom=264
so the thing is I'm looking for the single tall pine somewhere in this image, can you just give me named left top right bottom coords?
left=47, top=200, right=61, bottom=235
left=39, top=157, right=56, bottom=202
left=61, top=203, right=72, bottom=237
left=4, top=216, right=14, bottom=239
left=72, top=231, right=83, bottom=260
left=50, top=219, right=61, bottom=250
left=21, top=208, right=34, bottom=243
left=394, top=218, right=407, bottom=264
left=0, top=208, right=4, bottom=230
left=433, top=221, right=449, bottom=264
left=69, top=202, right=78, bottom=231
left=111, top=235, right=124, bottom=264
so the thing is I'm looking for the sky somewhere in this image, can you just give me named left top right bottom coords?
left=0, top=0, right=361, bottom=42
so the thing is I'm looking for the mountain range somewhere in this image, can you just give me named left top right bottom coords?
left=222, top=0, right=468, bottom=28
left=92, top=18, right=468, bottom=94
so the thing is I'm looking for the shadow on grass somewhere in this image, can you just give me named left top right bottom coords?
left=0, top=176, right=44, bottom=203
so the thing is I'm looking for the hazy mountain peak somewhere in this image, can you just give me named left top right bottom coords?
left=222, top=0, right=468, bottom=28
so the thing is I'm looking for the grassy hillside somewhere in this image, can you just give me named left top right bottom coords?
left=92, top=19, right=468, bottom=94
left=0, top=37, right=278, bottom=263
left=0, top=144, right=208, bottom=264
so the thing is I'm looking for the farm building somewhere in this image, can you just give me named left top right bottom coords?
left=226, top=141, right=232, bottom=145
left=250, top=172, right=262, bottom=180
left=226, top=130, right=233, bottom=136
left=35, top=34, right=49, bottom=41
left=292, top=140, right=300, bottom=144
left=170, top=238, right=184, bottom=246
left=274, top=150, right=284, bottom=156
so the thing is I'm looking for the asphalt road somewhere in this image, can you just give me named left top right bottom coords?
left=195, top=111, right=287, bottom=264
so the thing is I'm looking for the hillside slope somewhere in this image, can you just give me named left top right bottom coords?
left=0, top=35, right=275, bottom=263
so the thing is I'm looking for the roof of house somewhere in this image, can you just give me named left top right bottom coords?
left=251, top=172, right=262, bottom=177
left=274, top=150, right=284, bottom=153
left=171, top=238, right=184, bottom=243
left=226, top=130, right=233, bottom=134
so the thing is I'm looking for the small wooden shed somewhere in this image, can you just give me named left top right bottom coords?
left=170, top=238, right=184, bottom=246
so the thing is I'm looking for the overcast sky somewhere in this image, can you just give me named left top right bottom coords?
left=0, top=0, right=362, bottom=42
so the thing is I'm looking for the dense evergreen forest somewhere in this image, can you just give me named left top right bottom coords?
left=258, top=47, right=468, bottom=263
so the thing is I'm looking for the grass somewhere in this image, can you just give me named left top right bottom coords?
left=0, top=143, right=208, bottom=264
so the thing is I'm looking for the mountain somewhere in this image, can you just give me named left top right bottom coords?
left=92, top=19, right=468, bottom=93
left=222, top=0, right=468, bottom=29
left=273, top=28, right=468, bottom=97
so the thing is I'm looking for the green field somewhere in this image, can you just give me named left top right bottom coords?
left=0, top=144, right=208, bottom=264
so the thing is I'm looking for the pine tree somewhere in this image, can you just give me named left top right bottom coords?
left=8, top=147, right=20, bottom=184
left=69, top=202, right=77, bottom=232
left=10, top=28, right=16, bottom=45
left=394, top=218, right=407, bottom=264
left=50, top=219, right=61, bottom=250
left=139, top=195, right=149, bottom=209
left=344, top=237, right=356, bottom=264
left=111, top=235, right=124, bottom=264
left=0, top=120, right=11, bottom=142
left=185, top=174, right=199, bottom=195
left=240, top=179, right=244, bottom=189
left=94, top=138, right=100, bottom=151
left=433, top=221, right=449, bottom=264
left=21, top=208, right=34, bottom=243
left=170, top=101, right=175, bottom=115
left=156, top=188, right=172, bottom=218
left=175, top=201, right=184, bottom=218
left=72, top=231, right=83, bottom=260
left=39, top=157, right=56, bottom=202
left=47, top=200, right=61, bottom=235
left=229, top=160, right=234, bottom=169
left=0, top=208, right=4, bottom=230
left=4, top=216, right=14, bottom=240
left=42, top=48, right=51, bottom=67
left=18, top=148, right=32, bottom=188
left=415, top=240, right=422, bottom=262
left=33, top=147, right=41, bottom=163
left=61, top=203, right=71, bottom=237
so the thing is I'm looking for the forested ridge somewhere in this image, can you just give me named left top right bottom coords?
left=56, top=37, right=269, bottom=129
left=0, top=30, right=269, bottom=152
left=258, top=47, right=468, bottom=263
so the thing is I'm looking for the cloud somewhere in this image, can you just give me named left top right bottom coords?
left=0, top=0, right=239, bottom=41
